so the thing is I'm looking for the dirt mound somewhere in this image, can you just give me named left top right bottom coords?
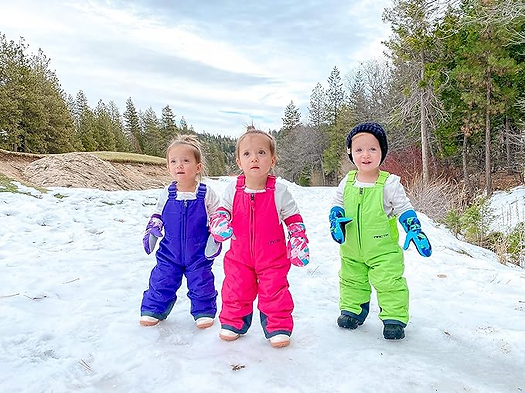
left=23, top=152, right=168, bottom=191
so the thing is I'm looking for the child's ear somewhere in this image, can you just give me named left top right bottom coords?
left=196, top=163, right=202, bottom=173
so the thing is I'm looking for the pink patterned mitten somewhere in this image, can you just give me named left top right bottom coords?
left=287, top=222, right=310, bottom=267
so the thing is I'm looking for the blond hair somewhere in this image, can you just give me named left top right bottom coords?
left=235, top=125, right=277, bottom=161
left=166, top=134, right=206, bottom=181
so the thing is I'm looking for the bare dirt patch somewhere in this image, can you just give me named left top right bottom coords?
left=0, top=150, right=171, bottom=191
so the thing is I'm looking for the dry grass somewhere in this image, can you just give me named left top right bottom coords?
left=0, top=148, right=165, bottom=165
left=91, top=151, right=165, bottom=164
left=405, top=173, right=470, bottom=222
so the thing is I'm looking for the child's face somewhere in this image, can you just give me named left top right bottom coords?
left=236, top=134, right=276, bottom=185
left=167, top=144, right=201, bottom=191
left=351, top=133, right=381, bottom=173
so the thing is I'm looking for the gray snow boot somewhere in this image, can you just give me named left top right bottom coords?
left=383, top=324, right=405, bottom=340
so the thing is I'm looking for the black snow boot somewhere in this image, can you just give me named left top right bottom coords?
left=337, top=314, right=361, bottom=329
left=383, top=324, right=405, bottom=340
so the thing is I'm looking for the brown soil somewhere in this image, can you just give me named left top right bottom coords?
left=0, top=150, right=172, bottom=191
left=1, top=149, right=522, bottom=191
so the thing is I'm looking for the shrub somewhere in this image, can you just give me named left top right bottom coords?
left=459, top=197, right=494, bottom=246
left=405, top=173, right=469, bottom=223
left=496, top=222, right=525, bottom=267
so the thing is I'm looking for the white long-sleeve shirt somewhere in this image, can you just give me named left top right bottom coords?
left=152, top=181, right=221, bottom=224
left=331, top=173, right=413, bottom=218
left=221, top=178, right=300, bottom=221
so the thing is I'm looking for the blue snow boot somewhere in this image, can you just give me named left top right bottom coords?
left=383, top=324, right=405, bottom=340
left=337, top=314, right=361, bottom=329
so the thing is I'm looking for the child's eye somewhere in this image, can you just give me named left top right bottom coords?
left=258, top=150, right=266, bottom=155
left=355, top=148, right=362, bottom=153
left=243, top=151, right=250, bottom=157
left=370, top=147, right=377, bottom=152
left=183, top=158, right=190, bottom=163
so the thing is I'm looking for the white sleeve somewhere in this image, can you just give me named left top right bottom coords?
left=221, top=182, right=236, bottom=214
left=153, top=185, right=169, bottom=216
left=384, top=175, right=413, bottom=218
left=205, top=186, right=221, bottom=223
left=275, top=182, right=300, bottom=221
left=331, top=174, right=349, bottom=209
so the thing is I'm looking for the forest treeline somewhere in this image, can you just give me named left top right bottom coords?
left=1, top=0, right=525, bottom=194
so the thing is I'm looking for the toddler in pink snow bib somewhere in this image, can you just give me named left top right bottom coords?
left=210, top=126, right=310, bottom=348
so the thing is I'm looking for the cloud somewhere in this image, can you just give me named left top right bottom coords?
left=0, top=0, right=392, bottom=136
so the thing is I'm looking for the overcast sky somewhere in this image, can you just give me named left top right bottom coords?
left=1, top=0, right=392, bottom=137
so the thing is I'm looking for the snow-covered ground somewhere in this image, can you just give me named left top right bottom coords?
left=1, top=178, right=524, bottom=393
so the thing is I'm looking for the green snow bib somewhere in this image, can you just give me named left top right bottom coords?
left=339, top=170, right=409, bottom=324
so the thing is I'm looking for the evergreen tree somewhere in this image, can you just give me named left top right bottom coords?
left=179, top=116, right=188, bottom=133
left=281, top=100, right=301, bottom=132
left=30, top=52, right=79, bottom=153
left=94, top=100, right=117, bottom=151
left=0, top=34, right=77, bottom=153
left=325, top=66, right=345, bottom=126
left=432, top=0, right=523, bottom=195
left=307, top=82, right=328, bottom=184
left=74, top=90, right=96, bottom=151
left=160, top=105, right=178, bottom=149
left=107, top=101, right=129, bottom=152
left=142, top=107, right=162, bottom=156
left=0, top=35, right=29, bottom=151
left=123, top=97, right=143, bottom=153
left=308, top=82, right=325, bottom=129
left=347, top=70, right=369, bottom=122
left=323, top=105, right=353, bottom=183
left=383, top=0, right=445, bottom=183
left=323, top=66, right=346, bottom=183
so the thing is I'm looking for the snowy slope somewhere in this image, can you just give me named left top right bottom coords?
left=1, top=178, right=524, bottom=393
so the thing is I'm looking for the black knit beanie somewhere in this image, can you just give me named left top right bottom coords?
left=346, top=122, right=388, bottom=165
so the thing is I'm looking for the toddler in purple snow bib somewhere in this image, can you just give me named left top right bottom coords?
left=139, top=135, right=221, bottom=329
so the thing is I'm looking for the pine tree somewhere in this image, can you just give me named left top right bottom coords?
left=0, top=35, right=29, bottom=151
left=160, top=105, right=178, bottom=149
left=123, top=97, right=143, bottom=153
left=74, top=90, right=96, bottom=151
left=94, top=100, right=117, bottom=151
left=432, top=0, right=524, bottom=196
left=142, top=107, right=162, bottom=156
left=383, top=0, right=445, bottom=183
left=325, top=66, right=345, bottom=126
left=308, top=82, right=325, bottom=130
left=281, top=100, right=301, bottom=132
left=179, top=116, right=188, bottom=133
left=107, top=101, right=129, bottom=152
left=0, top=35, right=78, bottom=153
left=307, top=82, right=328, bottom=184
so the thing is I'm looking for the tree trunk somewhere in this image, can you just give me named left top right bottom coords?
left=485, top=78, right=492, bottom=197
left=420, top=55, right=429, bottom=184
left=320, top=157, right=326, bottom=186
left=505, top=116, right=511, bottom=174
left=462, top=133, right=472, bottom=196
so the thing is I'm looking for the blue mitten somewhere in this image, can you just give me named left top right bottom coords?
left=399, top=210, right=432, bottom=257
left=143, top=214, right=163, bottom=255
left=329, top=206, right=353, bottom=244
